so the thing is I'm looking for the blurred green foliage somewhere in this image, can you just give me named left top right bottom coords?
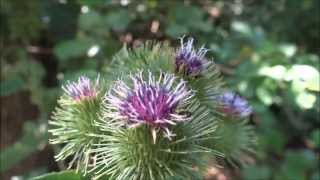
left=1, top=0, right=319, bottom=179
left=32, top=170, right=84, bottom=180
left=0, top=121, right=48, bottom=173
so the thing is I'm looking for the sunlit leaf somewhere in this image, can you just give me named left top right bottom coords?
left=279, top=44, right=297, bottom=58
left=296, top=92, right=316, bottom=109
left=257, top=87, right=273, bottom=105
left=259, top=65, right=287, bottom=80
left=285, top=65, right=319, bottom=83
left=306, top=76, right=320, bottom=92
left=231, top=21, right=252, bottom=37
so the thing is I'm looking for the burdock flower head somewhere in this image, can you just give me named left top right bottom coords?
left=104, top=70, right=194, bottom=141
left=62, top=75, right=99, bottom=101
left=218, top=91, right=252, bottom=118
left=175, top=37, right=209, bottom=76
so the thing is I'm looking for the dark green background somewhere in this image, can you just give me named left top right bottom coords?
left=1, top=0, right=319, bottom=179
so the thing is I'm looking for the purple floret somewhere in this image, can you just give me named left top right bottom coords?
left=218, top=91, right=252, bottom=118
left=105, top=71, right=194, bottom=139
left=62, top=76, right=99, bottom=101
left=175, top=37, right=209, bottom=76
left=120, top=86, right=177, bottom=124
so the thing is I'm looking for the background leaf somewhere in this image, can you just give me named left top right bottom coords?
left=54, top=39, right=94, bottom=61
left=0, top=121, right=48, bottom=172
left=0, top=77, right=25, bottom=96
left=32, top=170, right=85, bottom=180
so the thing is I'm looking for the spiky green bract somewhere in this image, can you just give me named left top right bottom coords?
left=105, top=42, right=174, bottom=79
left=212, top=118, right=256, bottom=166
left=90, top=99, right=222, bottom=180
left=49, top=77, right=104, bottom=174
left=185, top=62, right=224, bottom=115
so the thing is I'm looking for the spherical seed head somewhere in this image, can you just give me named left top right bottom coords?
left=218, top=91, right=252, bottom=118
left=175, top=37, right=209, bottom=76
left=62, top=76, right=99, bottom=101
left=105, top=71, right=194, bottom=139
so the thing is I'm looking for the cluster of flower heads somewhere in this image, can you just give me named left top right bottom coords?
left=175, top=38, right=252, bottom=118
left=50, top=38, right=258, bottom=180
left=104, top=71, right=194, bottom=140
left=62, top=76, right=99, bottom=101
left=175, top=37, right=210, bottom=76
left=218, top=91, right=252, bottom=118
left=60, top=37, right=252, bottom=141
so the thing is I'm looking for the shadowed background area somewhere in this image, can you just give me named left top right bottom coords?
left=1, top=0, right=319, bottom=179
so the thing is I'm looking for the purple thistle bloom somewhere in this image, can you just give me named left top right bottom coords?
left=105, top=71, right=194, bottom=140
left=62, top=76, right=99, bottom=101
left=218, top=91, right=252, bottom=118
left=175, top=37, right=209, bottom=76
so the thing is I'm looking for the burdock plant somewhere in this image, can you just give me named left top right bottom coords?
left=213, top=91, right=256, bottom=166
left=47, top=37, right=256, bottom=180
left=49, top=76, right=102, bottom=173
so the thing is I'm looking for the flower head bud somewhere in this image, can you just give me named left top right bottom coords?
left=62, top=75, right=99, bottom=101
left=105, top=71, right=193, bottom=140
left=218, top=91, right=252, bottom=118
left=175, top=37, right=209, bottom=76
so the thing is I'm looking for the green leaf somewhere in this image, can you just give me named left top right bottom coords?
left=295, top=91, right=316, bottom=109
left=54, top=39, right=94, bottom=61
left=256, top=87, right=273, bottom=105
left=165, top=23, right=188, bottom=37
left=79, top=0, right=111, bottom=6
left=311, top=172, right=320, bottom=180
left=173, top=6, right=204, bottom=27
left=0, top=77, right=25, bottom=96
left=311, top=129, right=320, bottom=148
left=260, top=129, right=286, bottom=154
left=280, top=150, right=316, bottom=180
left=242, top=165, right=271, bottom=180
left=279, top=44, right=297, bottom=58
left=79, top=11, right=103, bottom=30
left=258, top=65, right=287, bottom=80
left=105, top=10, right=130, bottom=31
left=196, top=21, right=212, bottom=32
left=168, top=5, right=211, bottom=33
left=32, top=170, right=86, bottom=180
left=231, top=21, right=252, bottom=37
left=286, top=64, right=320, bottom=92
left=306, top=76, right=320, bottom=92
